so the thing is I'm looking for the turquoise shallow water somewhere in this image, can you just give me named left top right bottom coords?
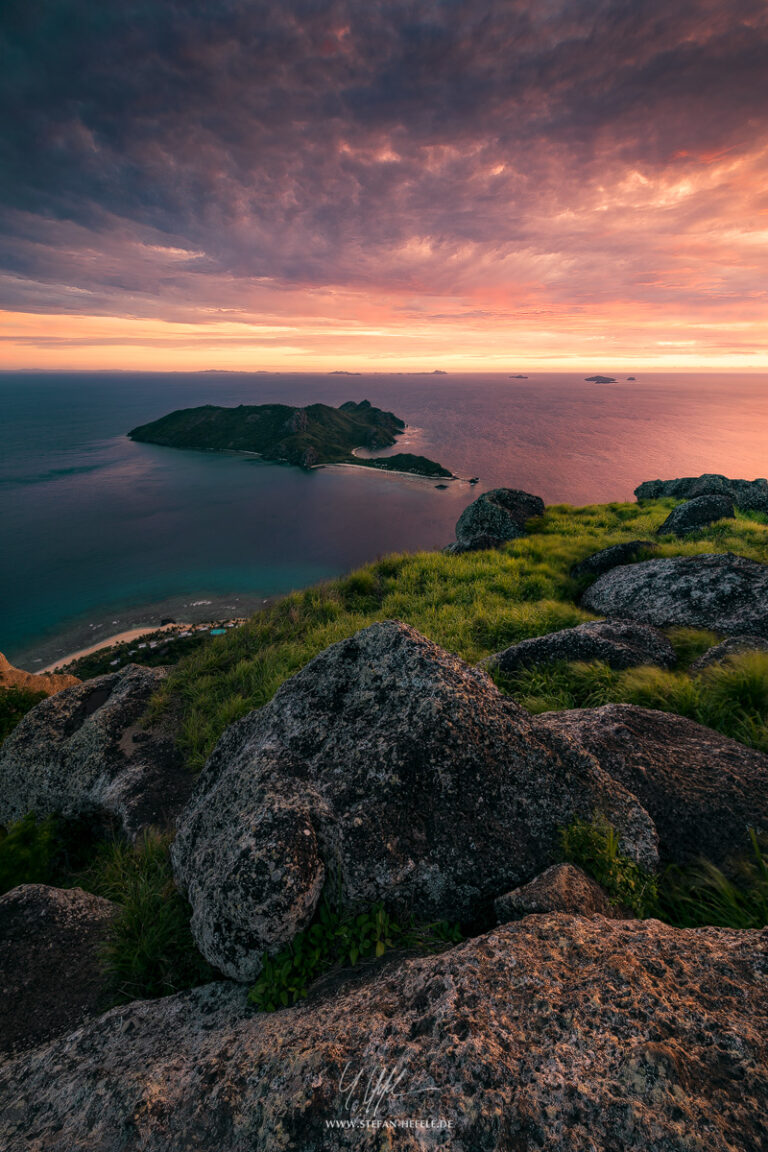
left=1, top=370, right=766, bottom=667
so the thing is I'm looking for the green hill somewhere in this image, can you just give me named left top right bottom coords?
left=128, top=398, right=445, bottom=472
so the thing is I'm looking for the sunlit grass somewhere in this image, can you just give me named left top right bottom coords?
left=149, top=500, right=768, bottom=771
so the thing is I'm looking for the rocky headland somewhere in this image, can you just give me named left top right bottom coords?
left=1, top=472, right=768, bottom=1149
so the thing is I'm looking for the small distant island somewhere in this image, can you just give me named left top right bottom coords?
left=585, top=375, right=617, bottom=383
left=128, top=399, right=454, bottom=477
left=508, top=374, right=528, bottom=379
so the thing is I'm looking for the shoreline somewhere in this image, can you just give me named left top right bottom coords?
left=11, top=592, right=274, bottom=674
left=39, top=623, right=189, bottom=673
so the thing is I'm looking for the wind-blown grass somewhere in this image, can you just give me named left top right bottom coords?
left=150, top=499, right=768, bottom=770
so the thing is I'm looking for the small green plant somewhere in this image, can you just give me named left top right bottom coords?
left=560, top=814, right=659, bottom=918
left=77, top=831, right=214, bottom=1004
left=248, top=897, right=462, bottom=1012
left=0, top=686, right=46, bottom=744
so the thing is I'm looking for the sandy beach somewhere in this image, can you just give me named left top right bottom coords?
left=40, top=623, right=188, bottom=673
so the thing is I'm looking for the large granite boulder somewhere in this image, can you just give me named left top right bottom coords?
left=570, top=540, right=656, bottom=580
left=0, top=884, right=117, bottom=1057
left=493, top=863, right=624, bottom=923
left=447, top=488, right=544, bottom=553
left=689, top=634, right=768, bottom=673
left=1, top=915, right=766, bottom=1151
left=581, top=552, right=768, bottom=637
left=635, top=473, right=768, bottom=513
left=484, top=619, right=676, bottom=675
left=0, top=665, right=191, bottom=839
left=656, top=494, right=735, bottom=537
left=534, top=704, right=768, bottom=867
left=171, top=621, right=657, bottom=981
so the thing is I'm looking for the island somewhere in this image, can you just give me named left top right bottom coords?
left=128, top=399, right=454, bottom=477
left=508, top=374, right=528, bottom=379
left=584, top=375, right=617, bottom=383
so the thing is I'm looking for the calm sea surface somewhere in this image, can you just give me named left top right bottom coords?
left=2, top=371, right=766, bottom=667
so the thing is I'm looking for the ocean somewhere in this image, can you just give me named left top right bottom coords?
left=2, top=371, right=766, bottom=669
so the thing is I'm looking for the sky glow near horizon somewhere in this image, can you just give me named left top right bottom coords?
left=2, top=0, right=768, bottom=371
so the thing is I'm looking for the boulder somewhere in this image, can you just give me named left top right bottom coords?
left=171, top=621, right=657, bottom=981
left=656, top=494, right=735, bottom=537
left=447, top=488, right=544, bottom=553
left=1, top=915, right=766, bottom=1151
left=0, top=884, right=117, bottom=1057
left=493, top=863, right=624, bottom=923
left=484, top=619, right=676, bottom=675
left=534, top=704, right=768, bottom=867
left=570, top=540, right=656, bottom=580
left=0, top=665, right=191, bottom=839
left=0, top=652, right=79, bottom=696
left=581, top=552, right=768, bottom=637
left=635, top=473, right=768, bottom=513
left=689, top=634, right=768, bottom=673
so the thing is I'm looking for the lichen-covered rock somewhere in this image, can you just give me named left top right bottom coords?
left=635, top=473, right=768, bottom=512
left=0, top=665, right=191, bottom=839
left=535, top=704, right=768, bottom=866
left=570, top=540, right=656, bottom=580
left=494, top=863, right=624, bottom=923
left=0, top=884, right=117, bottom=1057
left=689, top=634, right=768, bottom=672
left=483, top=619, right=676, bottom=674
left=447, top=488, right=544, bottom=553
left=581, top=552, right=768, bottom=637
left=171, top=621, right=657, bottom=981
left=1, top=915, right=766, bottom=1151
left=656, top=494, right=735, bottom=537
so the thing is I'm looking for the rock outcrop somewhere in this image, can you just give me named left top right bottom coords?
left=0, top=665, right=191, bottom=839
left=1, top=915, right=766, bottom=1151
left=0, top=652, right=79, bottom=696
left=635, top=473, right=768, bottom=513
left=689, top=634, right=768, bottom=673
left=172, top=621, right=657, bottom=981
left=483, top=619, right=676, bottom=674
left=0, top=884, right=117, bottom=1057
left=581, top=552, right=768, bottom=637
left=570, top=540, right=656, bottom=580
left=535, top=704, right=768, bottom=866
left=656, top=494, right=735, bottom=537
left=446, top=488, right=544, bottom=553
left=493, top=863, right=623, bottom=923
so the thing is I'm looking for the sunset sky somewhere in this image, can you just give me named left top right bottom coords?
left=2, top=0, right=768, bottom=372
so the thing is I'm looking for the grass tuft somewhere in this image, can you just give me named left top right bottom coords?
left=76, top=831, right=214, bottom=1004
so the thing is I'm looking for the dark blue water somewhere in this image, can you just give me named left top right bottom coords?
left=2, top=371, right=766, bottom=667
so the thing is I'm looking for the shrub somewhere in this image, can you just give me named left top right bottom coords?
left=249, top=897, right=462, bottom=1012
left=0, top=812, right=104, bottom=895
left=0, top=686, right=46, bottom=744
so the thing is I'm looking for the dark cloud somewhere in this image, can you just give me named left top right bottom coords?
left=1, top=0, right=767, bottom=320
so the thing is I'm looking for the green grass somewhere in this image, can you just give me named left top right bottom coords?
left=563, top=815, right=768, bottom=929
left=149, top=499, right=768, bottom=771
left=0, top=812, right=105, bottom=896
left=0, top=685, right=46, bottom=745
left=561, top=814, right=659, bottom=918
left=74, top=831, right=214, bottom=1004
left=493, top=652, right=768, bottom=752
